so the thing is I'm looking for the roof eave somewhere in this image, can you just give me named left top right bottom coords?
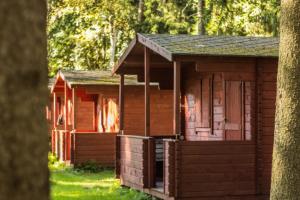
left=112, top=37, right=137, bottom=74
left=137, top=33, right=173, bottom=61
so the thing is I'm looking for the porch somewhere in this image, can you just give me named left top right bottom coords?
left=116, top=135, right=268, bottom=200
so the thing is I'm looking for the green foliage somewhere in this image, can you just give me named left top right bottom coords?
left=48, top=153, right=66, bottom=171
left=48, top=0, right=280, bottom=76
left=74, top=160, right=113, bottom=173
left=205, top=0, right=280, bottom=36
left=51, top=168, right=152, bottom=200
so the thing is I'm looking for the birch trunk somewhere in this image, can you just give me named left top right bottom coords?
left=270, top=1, right=300, bottom=199
left=138, top=0, right=145, bottom=23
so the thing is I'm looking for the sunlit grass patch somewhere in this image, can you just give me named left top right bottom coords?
left=50, top=168, right=151, bottom=200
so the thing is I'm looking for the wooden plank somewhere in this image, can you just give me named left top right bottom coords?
left=119, top=74, right=124, bottom=133
left=144, top=47, right=150, bottom=136
left=174, top=61, right=181, bottom=136
left=53, top=92, right=56, bottom=127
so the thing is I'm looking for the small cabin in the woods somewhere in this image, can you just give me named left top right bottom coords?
left=49, top=70, right=173, bottom=166
left=113, top=34, right=279, bottom=200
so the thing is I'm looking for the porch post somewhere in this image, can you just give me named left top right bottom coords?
left=119, top=73, right=125, bottom=134
left=64, top=82, right=68, bottom=131
left=144, top=47, right=150, bottom=137
left=53, top=92, right=56, bottom=127
left=173, top=61, right=181, bottom=138
left=72, top=88, right=76, bottom=130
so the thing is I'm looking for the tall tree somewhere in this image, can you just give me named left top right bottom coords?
left=0, top=0, right=49, bottom=200
left=138, top=0, right=145, bottom=23
left=270, top=0, right=300, bottom=199
left=197, top=0, right=206, bottom=35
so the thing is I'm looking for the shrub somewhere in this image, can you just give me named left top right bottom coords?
left=74, top=160, right=111, bottom=173
left=48, top=153, right=65, bottom=170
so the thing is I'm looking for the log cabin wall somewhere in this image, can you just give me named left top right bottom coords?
left=83, top=85, right=173, bottom=136
left=124, top=86, right=173, bottom=136
left=117, top=135, right=154, bottom=190
left=71, top=133, right=116, bottom=167
left=179, top=57, right=277, bottom=199
left=256, top=58, right=277, bottom=194
left=183, top=58, right=257, bottom=141
left=165, top=141, right=262, bottom=200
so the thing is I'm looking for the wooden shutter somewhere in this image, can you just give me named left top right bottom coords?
left=195, top=77, right=212, bottom=132
left=224, top=81, right=244, bottom=140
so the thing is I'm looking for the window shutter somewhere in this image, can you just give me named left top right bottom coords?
left=195, top=77, right=212, bottom=129
left=224, top=81, right=244, bottom=140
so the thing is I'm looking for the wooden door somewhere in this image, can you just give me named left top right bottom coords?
left=224, top=81, right=244, bottom=140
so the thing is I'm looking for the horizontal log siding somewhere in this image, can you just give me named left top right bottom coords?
left=177, top=141, right=256, bottom=199
left=73, top=133, right=116, bottom=167
left=164, top=140, right=175, bottom=196
left=119, top=135, right=149, bottom=190
left=256, top=59, right=277, bottom=194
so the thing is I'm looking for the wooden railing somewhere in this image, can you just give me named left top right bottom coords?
left=71, top=132, right=116, bottom=167
left=116, top=135, right=155, bottom=190
left=163, top=140, right=257, bottom=199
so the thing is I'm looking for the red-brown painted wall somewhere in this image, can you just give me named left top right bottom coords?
left=71, top=133, right=116, bottom=167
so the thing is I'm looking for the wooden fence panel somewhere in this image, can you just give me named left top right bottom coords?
left=73, top=133, right=116, bottom=167
left=177, top=141, right=256, bottom=199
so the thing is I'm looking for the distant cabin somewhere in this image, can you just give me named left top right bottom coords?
left=49, top=70, right=173, bottom=166
left=113, top=34, right=279, bottom=200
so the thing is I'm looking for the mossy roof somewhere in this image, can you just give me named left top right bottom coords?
left=59, top=70, right=139, bottom=86
left=139, top=33, right=279, bottom=60
left=113, top=34, right=279, bottom=74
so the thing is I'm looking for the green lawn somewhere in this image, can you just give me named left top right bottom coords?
left=50, top=168, right=151, bottom=200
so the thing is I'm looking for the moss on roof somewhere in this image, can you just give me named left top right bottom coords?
left=59, top=70, right=140, bottom=86
left=139, top=34, right=279, bottom=58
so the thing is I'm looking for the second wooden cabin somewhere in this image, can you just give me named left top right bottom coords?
left=49, top=70, right=173, bottom=166
left=113, top=34, right=279, bottom=199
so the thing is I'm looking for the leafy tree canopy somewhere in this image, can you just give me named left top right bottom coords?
left=48, top=0, right=279, bottom=76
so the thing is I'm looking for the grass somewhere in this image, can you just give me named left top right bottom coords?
left=49, top=155, right=152, bottom=200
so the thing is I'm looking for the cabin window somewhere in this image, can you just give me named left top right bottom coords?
left=97, top=96, right=119, bottom=133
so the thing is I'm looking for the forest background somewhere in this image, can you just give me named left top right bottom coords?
left=48, top=0, right=280, bottom=76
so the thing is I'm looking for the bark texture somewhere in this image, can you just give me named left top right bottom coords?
left=198, top=0, right=206, bottom=35
left=0, top=1, right=49, bottom=200
left=138, top=0, right=145, bottom=23
left=270, top=0, right=300, bottom=199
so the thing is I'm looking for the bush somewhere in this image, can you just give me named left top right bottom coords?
left=74, top=160, right=112, bottom=173
left=48, top=153, right=65, bottom=170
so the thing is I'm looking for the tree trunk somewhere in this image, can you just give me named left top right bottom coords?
left=270, top=1, right=300, bottom=199
left=198, top=0, right=206, bottom=35
left=138, top=0, right=145, bottom=23
left=109, top=20, right=117, bottom=69
left=0, top=1, right=49, bottom=200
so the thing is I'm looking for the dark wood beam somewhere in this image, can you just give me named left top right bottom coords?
left=174, top=61, right=181, bottom=137
left=119, top=74, right=125, bottom=134
left=145, top=47, right=150, bottom=137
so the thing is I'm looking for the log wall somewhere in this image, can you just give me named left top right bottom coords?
left=71, top=133, right=116, bottom=167
left=256, top=59, right=277, bottom=194
left=117, top=135, right=155, bottom=190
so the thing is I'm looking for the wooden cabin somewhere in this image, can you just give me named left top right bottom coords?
left=50, top=70, right=173, bottom=166
left=113, top=34, right=279, bottom=200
